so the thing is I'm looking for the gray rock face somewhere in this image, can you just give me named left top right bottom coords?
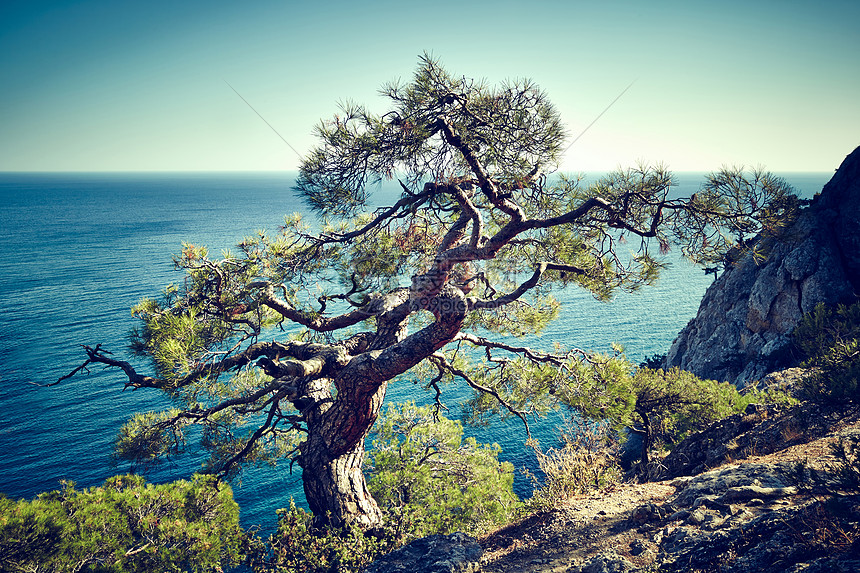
left=362, top=532, right=482, bottom=573
left=651, top=461, right=860, bottom=573
left=576, top=552, right=636, bottom=573
left=669, top=462, right=798, bottom=509
left=665, top=146, right=860, bottom=386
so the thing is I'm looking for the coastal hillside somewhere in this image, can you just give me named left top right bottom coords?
left=480, top=397, right=860, bottom=573
left=365, top=148, right=860, bottom=573
left=366, top=384, right=860, bottom=573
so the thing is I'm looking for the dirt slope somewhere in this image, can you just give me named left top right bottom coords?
left=480, top=403, right=860, bottom=573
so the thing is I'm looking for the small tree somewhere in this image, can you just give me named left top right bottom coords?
left=0, top=474, right=242, bottom=572
left=563, top=356, right=746, bottom=469
left=60, top=54, right=797, bottom=529
left=366, top=402, right=519, bottom=540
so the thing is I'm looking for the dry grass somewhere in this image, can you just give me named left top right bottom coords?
left=523, top=421, right=621, bottom=510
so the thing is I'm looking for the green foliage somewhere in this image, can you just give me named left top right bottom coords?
left=524, top=420, right=621, bottom=510
left=246, top=403, right=520, bottom=571
left=366, top=402, right=520, bottom=540
left=562, top=355, right=747, bottom=466
left=740, top=384, right=798, bottom=408
left=245, top=500, right=396, bottom=573
left=461, top=355, right=576, bottom=426
left=792, top=300, right=860, bottom=404
left=114, top=409, right=189, bottom=465
left=632, top=367, right=744, bottom=448
left=0, top=474, right=243, bottom=573
left=676, top=168, right=801, bottom=266
left=296, top=53, right=566, bottom=217
left=639, top=353, right=667, bottom=369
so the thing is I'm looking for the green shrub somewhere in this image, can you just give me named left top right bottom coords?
left=0, top=474, right=243, bottom=573
left=792, top=300, right=860, bottom=404
left=366, top=402, right=520, bottom=540
left=245, top=500, right=396, bottom=573
left=564, top=355, right=749, bottom=470
left=248, top=402, right=520, bottom=572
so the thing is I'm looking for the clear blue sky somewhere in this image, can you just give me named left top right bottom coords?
left=1, top=0, right=857, bottom=172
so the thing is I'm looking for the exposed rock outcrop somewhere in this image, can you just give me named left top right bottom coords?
left=651, top=462, right=860, bottom=573
left=665, top=146, right=860, bottom=386
left=363, top=532, right=482, bottom=573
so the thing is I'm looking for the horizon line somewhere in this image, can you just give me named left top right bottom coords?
left=0, top=168, right=836, bottom=175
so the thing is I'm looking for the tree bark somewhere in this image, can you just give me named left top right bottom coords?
left=296, top=366, right=390, bottom=529
left=299, top=426, right=383, bottom=529
left=636, top=408, right=652, bottom=467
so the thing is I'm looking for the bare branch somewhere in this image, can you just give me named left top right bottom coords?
left=316, top=185, right=433, bottom=244
left=216, top=391, right=285, bottom=478
left=430, top=353, right=532, bottom=438
left=447, top=183, right=484, bottom=250
left=470, top=262, right=584, bottom=310
left=52, top=344, right=160, bottom=389
left=455, top=332, right=582, bottom=366
left=429, top=352, right=531, bottom=437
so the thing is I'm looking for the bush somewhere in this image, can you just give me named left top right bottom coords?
left=793, top=301, right=860, bottom=405
left=248, top=403, right=520, bottom=572
left=245, top=500, right=396, bottom=573
left=564, top=354, right=749, bottom=471
left=0, top=474, right=243, bottom=573
left=524, top=419, right=621, bottom=510
left=366, top=402, right=520, bottom=540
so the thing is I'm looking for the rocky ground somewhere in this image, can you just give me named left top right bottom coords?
left=477, top=399, right=860, bottom=573
left=366, top=377, right=860, bottom=573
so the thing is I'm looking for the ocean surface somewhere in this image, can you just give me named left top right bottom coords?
left=0, top=171, right=831, bottom=534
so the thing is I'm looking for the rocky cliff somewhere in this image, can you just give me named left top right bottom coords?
left=665, top=146, right=860, bottom=386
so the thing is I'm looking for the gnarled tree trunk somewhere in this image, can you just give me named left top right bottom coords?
left=296, top=369, right=391, bottom=529
left=293, top=285, right=467, bottom=529
left=299, top=428, right=383, bottom=529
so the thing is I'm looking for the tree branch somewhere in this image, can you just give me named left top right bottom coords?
left=216, top=392, right=285, bottom=478
left=52, top=344, right=160, bottom=389
left=253, top=281, right=380, bottom=332
left=470, top=262, right=584, bottom=310
left=447, top=183, right=484, bottom=250
left=455, top=332, right=581, bottom=367
left=429, top=353, right=531, bottom=437
left=437, top=117, right=523, bottom=220
left=316, top=186, right=433, bottom=244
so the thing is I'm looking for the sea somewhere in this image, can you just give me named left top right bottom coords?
left=0, top=171, right=831, bottom=534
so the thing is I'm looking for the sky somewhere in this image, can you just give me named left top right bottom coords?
left=1, top=0, right=857, bottom=173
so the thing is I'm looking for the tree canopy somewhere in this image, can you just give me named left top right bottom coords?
left=61, top=54, right=798, bottom=529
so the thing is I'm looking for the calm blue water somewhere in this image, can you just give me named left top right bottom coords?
left=0, top=171, right=830, bottom=533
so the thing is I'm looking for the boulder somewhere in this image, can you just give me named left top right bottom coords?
left=565, top=551, right=637, bottom=573
left=362, top=532, right=482, bottom=573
